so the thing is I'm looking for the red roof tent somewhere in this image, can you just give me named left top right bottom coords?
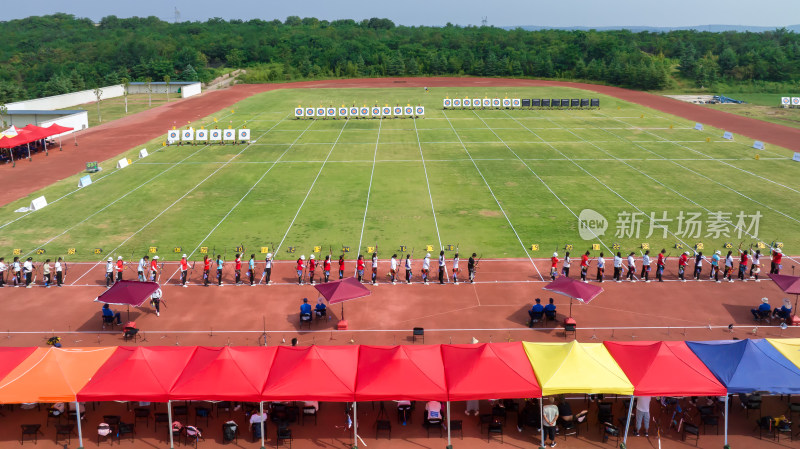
left=0, top=347, right=37, bottom=381
left=171, top=346, right=277, bottom=402
left=442, top=342, right=541, bottom=400
left=77, top=346, right=198, bottom=402
left=355, top=345, right=447, bottom=401
left=604, top=341, right=726, bottom=396
left=263, top=346, right=358, bottom=401
left=0, top=124, right=72, bottom=149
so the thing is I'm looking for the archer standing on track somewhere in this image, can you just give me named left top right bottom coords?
left=693, top=252, right=703, bottom=281
left=656, top=249, right=667, bottom=282
left=438, top=250, right=446, bottom=285
left=42, top=259, right=52, bottom=287
left=711, top=251, right=721, bottom=283
left=405, top=254, right=413, bottom=284
left=452, top=253, right=460, bottom=284
left=562, top=251, right=571, bottom=278
left=550, top=252, right=559, bottom=281
left=737, top=249, right=749, bottom=282
left=23, top=257, right=33, bottom=288
left=323, top=255, right=331, bottom=283
left=751, top=250, right=762, bottom=282
left=596, top=252, right=605, bottom=283
left=264, top=253, right=273, bottom=285
left=0, top=257, right=7, bottom=288
left=613, top=252, right=622, bottom=282
left=677, top=251, right=689, bottom=282
left=390, top=254, right=398, bottom=284
left=296, top=255, right=305, bottom=285
left=338, top=254, right=344, bottom=280
left=640, top=250, right=651, bottom=283
left=356, top=255, right=365, bottom=282
left=771, top=248, right=783, bottom=274
left=12, top=256, right=22, bottom=287
left=724, top=250, right=734, bottom=282
left=216, top=254, right=224, bottom=285
left=627, top=252, right=636, bottom=282
left=249, top=254, right=256, bottom=286
left=105, top=257, right=114, bottom=287
left=203, top=255, right=211, bottom=286
left=115, top=256, right=124, bottom=283
left=422, top=253, right=431, bottom=285
left=137, top=255, right=149, bottom=282
left=580, top=251, right=590, bottom=283
left=371, top=252, right=379, bottom=285
left=151, top=287, right=162, bottom=317
left=468, top=253, right=477, bottom=284
left=234, top=253, right=242, bottom=285
left=150, top=256, right=160, bottom=282
left=308, top=254, right=317, bottom=285
left=180, top=254, right=189, bottom=287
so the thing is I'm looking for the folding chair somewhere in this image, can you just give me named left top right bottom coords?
left=412, top=327, right=424, bottom=343
left=299, top=313, right=312, bottom=329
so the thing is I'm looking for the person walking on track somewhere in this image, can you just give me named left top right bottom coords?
left=264, top=253, right=273, bottom=285
left=405, top=254, right=413, bottom=284
left=180, top=254, right=189, bottom=287
left=438, top=250, right=446, bottom=285
left=151, top=287, right=163, bottom=317
left=771, top=248, right=783, bottom=274
left=468, top=253, right=477, bottom=283
left=640, top=250, right=651, bottom=283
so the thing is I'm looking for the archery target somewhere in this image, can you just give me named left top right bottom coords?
left=781, top=97, right=790, bottom=105
left=382, top=107, right=391, bottom=116
left=512, top=98, right=521, bottom=107
left=502, top=99, right=511, bottom=108
left=305, top=108, right=315, bottom=117
left=294, top=108, right=304, bottom=117
left=317, top=108, right=326, bottom=117
left=372, top=107, right=381, bottom=116
left=196, top=129, right=208, bottom=140
left=492, top=98, right=501, bottom=108
left=393, top=106, right=402, bottom=115
left=415, top=106, right=424, bottom=115
left=482, top=98, right=491, bottom=107
left=167, top=130, right=179, bottom=143
left=349, top=107, right=359, bottom=116
left=463, top=99, right=472, bottom=107
left=404, top=106, right=413, bottom=115
left=453, top=98, right=462, bottom=107
left=223, top=129, right=235, bottom=141
left=443, top=98, right=452, bottom=108
left=360, top=107, right=369, bottom=116
left=339, top=108, right=348, bottom=117
left=209, top=129, right=221, bottom=141
left=238, top=129, right=250, bottom=141
left=793, top=97, right=800, bottom=106
left=182, top=129, right=194, bottom=141
left=327, top=108, right=336, bottom=116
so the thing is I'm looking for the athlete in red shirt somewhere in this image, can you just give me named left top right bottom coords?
left=550, top=253, right=559, bottom=281
left=356, top=255, right=365, bottom=282
left=296, top=256, right=305, bottom=285
left=656, top=249, right=666, bottom=282
left=150, top=256, right=160, bottom=282
left=308, top=255, right=317, bottom=284
left=180, top=254, right=189, bottom=287
left=580, top=251, right=590, bottom=283
left=738, top=249, right=749, bottom=281
left=234, top=254, right=242, bottom=285
left=323, top=255, right=332, bottom=283
left=115, top=257, right=124, bottom=283
left=338, top=255, right=345, bottom=280
left=203, top=255, right=211, bottom=286
left=678, top=252, right=689, bottom=281
left=771, top=248, right=783, bottom=274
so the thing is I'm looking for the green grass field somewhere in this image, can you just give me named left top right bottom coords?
left=61, top=93, right=180, bottom=128
left=3, top=86, right=799, bottom=262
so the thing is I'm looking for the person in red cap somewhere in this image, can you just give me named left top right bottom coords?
left=180, top=254, right=189, bottom=287
left=234, top=253, right=242, bottom=285
left=677, top=251, right=689, bottom=282
left=202, top=255, right=211, bottom=286
left=771, top=247, right=783, bottom=274
left=580, top=251, right=590, bottom=283
left=115, top=256, right=124, bottom=283
left=308, top=254, right=317, bottom=285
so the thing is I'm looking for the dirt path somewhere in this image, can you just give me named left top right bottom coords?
left=3, top=77, right=799, bottom=208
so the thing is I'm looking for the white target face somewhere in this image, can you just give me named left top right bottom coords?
left=393, top=107, right=402, bottom=115
left=305, top=108, right=315, bottom=117
left=223, top=130, right=235, bottom=140
left=793, top=97, right=800, bottom=106
left=502, top=99, right=511, bottom=107
left=360, top=107, right=369, bottom=116
left=512, top=99, right=521, bottom=107
left=781, top=97, right=791, bottom=105
left=443, top=99, right=452, bottom=108
left=339, top=108, right=348, bottom=116
left=492, top=99, right=501, bottom=107
left=453, top=99, right=462, bottom=107
left=317, top=108, right=326, bottom=117
left=415, top=106, right=424, bottom=115
left=182, top=130, right=193, bottom=140
left=238, top=129, right=250, bottom=140
left=463, top=99, right=471, bottom=107
left=382, top=107, right=391, bottom=115
left=168, top=131, right=179, bottom=142
left=372, top=107, right=380, bottom=116
left=210, top=130, right=221, bottom=141
left=295, top=108, right=304, bottom=117
left=350, top=107, right=358, bottom=116
left=327, top=108, right=336, bottom=116
left=196, top=130, right=208, bottom=140
left=482, top=99, right=491, bottom=107
left=404, top=107, right=413, bottom=115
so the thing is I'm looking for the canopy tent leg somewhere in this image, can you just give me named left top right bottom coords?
left=446, top=401, right=451, bottom=448
left=353, top=401, right=358, bottom=448
left=167, top=400, right=174, bottom=449
left=10, top=147, right=15, bottom=167
left=26, top=142, right=31, bottom=161
left=539, top=398, right=545, bottom=448
left=43, top=139, right=48, bottom=156
left=724, top=394, right=729, bottom=448
left=622, top=394, right=634, bottom=446
left=260, top=401, right=266, bottom=449
left=75, top=401, right=84, bottom=449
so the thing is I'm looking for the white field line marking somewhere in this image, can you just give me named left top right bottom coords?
left=357, top=118, right=383, bottom=254
left=163, top=119, right=312, bottom=284
left=504, top=111, right=696, bottom=251
left=273, top=120, right=350, bottom=255
left=472, top=110, right=613, bottom=254
left=133, top=156, right=781, bottom=165
left=442, top=110, right=544, bottom=281
left=0, top=111, right=238, bottom=230
left=412, top=116, right=443, bottom=249
left=602, top=112, right=800, bottom=196
left=69, top=116, right=287, bottom=285
left=565, top=112, right=800, bottom=266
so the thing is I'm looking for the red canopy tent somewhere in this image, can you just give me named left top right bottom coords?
left=543, top=276, right=603, bottom=316
left=170, top=346, right=277, bottom=402
left=603, top=341, right=726, bottom=396
left=355, top=345, right=447, bottom=401
left=44, top=123, right=74, bottom=135
left=441, top=342, right=541, bottom=400
left=77, top=346, right=198, bottom=402
left=263, top=346, right=358, bottom=401
left=0, top=347, right=37, bottom=382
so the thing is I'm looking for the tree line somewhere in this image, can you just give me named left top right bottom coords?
left=1, top=13, right=799, bottom=103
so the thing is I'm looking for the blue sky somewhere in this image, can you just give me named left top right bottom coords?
left=6, top=0, right=799, bottom=27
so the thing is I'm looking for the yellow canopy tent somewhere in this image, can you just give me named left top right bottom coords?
left=767, top=338, right=800, bottom=369
left=522, top=341, right=633, bottom=396
left=0, top=346, right=116, bottom=403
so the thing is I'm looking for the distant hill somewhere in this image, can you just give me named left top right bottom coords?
left=506, top=24, right=800, bottom=33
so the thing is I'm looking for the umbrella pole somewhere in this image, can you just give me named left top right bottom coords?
left=260, top=401, right=266, bottom=449
left=539, top=398, right=545, bottom=448
left=353, top=401, right=358, bottom=448
left=724, top=394, right=729, bottom=448
left=570, top=298, right=573, bottom=317
left=342, top=303, right=345, bottom=321
left=622, top=394, right=634, bottom=446
left=446, top=401, right=451, bottom=448
left=75, top=400, right=84, bottom=449
left=167, top=400, right=174, bottom=449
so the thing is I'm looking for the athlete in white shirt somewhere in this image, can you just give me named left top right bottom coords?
left=23, top=258, right=33, bottom=288
left=404, top=254, right=412, bottom=284
left=452, top=253, right=460, bottom=284
left=438, top=251, right=446, bottom=284
left=371, top=252, right=378, bottom=285
left=613, top=252, right=623, bottom=282
left=640, top=250, right=651, bottom=283
left=55, top=257, right=64, bottom=287
left=390, top=254, right=398, bottom=284
left=422, top=253, right=431, bottom=285
left=562, top=252, right=571, bottom=277
left=138, top=256, right=149, bottom=282
left=105, top=257, right=114, bottom=288
left=627, top=253, right=637, bottom=282
left=596, top=253, right=605, bottom=283
left=0, top=257, right=7, bottom=287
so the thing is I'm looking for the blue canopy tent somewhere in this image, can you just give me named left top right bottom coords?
left=687, top=339, right=800, bottom=447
